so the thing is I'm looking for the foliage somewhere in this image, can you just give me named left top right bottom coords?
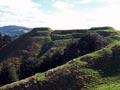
left=36, top=73, right=46, bottom=81
left=78, top=32, right=106, bottom=55
left=0, top=33, right=12, bottom=49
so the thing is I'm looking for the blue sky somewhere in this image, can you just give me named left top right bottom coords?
left=0, top=0, right=120, bottom=29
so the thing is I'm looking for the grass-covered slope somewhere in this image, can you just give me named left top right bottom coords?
left=92, top=75, right=120, bottom=90
left=1, top=40, right=120, bottom=90
left=0, top=56, right=99, bottom=90
left=0, top=26, right=120, bottom=90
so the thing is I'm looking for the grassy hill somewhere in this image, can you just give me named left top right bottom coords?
left=0, top=26, right=120, bottom=90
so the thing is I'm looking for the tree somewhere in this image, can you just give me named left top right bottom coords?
left=7, top=64, right=19, bottom=82
left=63, top=41, right=79, bottom=61
left=3, top=35, right=12, bottom=44
left=0, top=34, right=12, bottom=49
left=78, top=32, right=106, bottom=55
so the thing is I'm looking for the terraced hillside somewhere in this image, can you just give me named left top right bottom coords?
left=0, top=26, right=120, bottom=90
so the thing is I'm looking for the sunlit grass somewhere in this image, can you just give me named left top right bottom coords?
left=91, top=75, right=120, bottom=90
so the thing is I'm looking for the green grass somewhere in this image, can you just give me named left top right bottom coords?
left=36, top=73, right=46, bottom=81
left=91, top=75, right=120, bottom=90
left=88, top=48, right=112, bottom=59
left=53, top=39, right=73, bottom=47
left=93, top=84, right=120, bottom=90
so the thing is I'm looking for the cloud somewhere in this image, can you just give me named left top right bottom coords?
left=0, top=0, right=120, bottom=30
left=0, top=0, right=48, bottom=27
left=47, top=0, right=120, bottom=29
left=86, top=0, right=120, bottom=29
left=52, top=1, right=74, bottom=10
left=79, top=0, right=92, bottom=4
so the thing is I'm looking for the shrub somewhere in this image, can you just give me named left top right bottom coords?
left=78, top=32, right=106, bottom=55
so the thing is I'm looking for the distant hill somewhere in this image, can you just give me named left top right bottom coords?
left=0, top=27, right=52, bottom=60
left=0, top=25, right=31, bottom=38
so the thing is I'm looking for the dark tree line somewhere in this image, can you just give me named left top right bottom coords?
left=0, top=33, right=12, bottom=49
left=62, top=32, right=106, bottom=63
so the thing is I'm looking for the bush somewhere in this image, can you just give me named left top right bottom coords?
left=78, top=32, right=106, bottom=55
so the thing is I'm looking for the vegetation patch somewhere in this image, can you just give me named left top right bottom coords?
left=36, top=73, right=46, bottom=81
left=91, top=75, right=120, bottom=90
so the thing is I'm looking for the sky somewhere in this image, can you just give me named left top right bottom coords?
left=0, top=0, right=120, bottom=29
